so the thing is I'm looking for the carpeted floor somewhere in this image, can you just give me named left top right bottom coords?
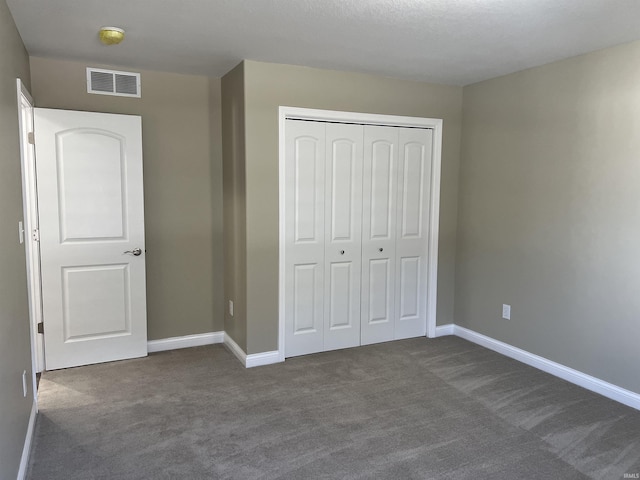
left=27, top=337, right=640, bottom=479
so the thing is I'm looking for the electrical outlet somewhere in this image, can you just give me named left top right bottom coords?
left=229, top=300, right=234, bottom=317
left=502, top=304, right=511, bottom=320
left=22, top=370, right=27, bottom=397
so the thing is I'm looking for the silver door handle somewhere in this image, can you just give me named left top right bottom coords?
left=124, top=248, right=142, bottom=256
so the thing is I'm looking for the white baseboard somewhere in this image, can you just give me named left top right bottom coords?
left=246, top=350, right=281, bottom=368
left=147, top=331, right=281, bottom=369
left=147, top=331, right=224, bottom=353
left=17, top=400, right=37, bottom=480
left=223, top=333, right=247, bottom=365
left=434, top=324, right=455, bottom=337
left=453, top=325, right=640, bottom=411
left=223, top=334, right=281, bottom=368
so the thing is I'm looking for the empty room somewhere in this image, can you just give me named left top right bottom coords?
left=1, top=1, right=640, bottom=479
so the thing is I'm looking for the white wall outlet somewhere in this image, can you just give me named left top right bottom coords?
left=18, top=221, right=24, bottom=244
left=229, top=300, right=234, bottom=317
left=22, top=370, right=27, bottom=397
left=502, top=304, right=511, bottom=320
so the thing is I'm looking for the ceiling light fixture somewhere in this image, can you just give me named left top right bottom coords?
left=99, top=27, right=125, bottom=45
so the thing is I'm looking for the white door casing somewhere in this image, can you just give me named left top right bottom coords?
left=34, top=108, right=147, bottom=370
left=279, top=107, right=442, bottom=360
left=16, top=79, right=42, bottom=404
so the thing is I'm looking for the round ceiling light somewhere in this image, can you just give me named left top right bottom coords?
left=99, top=27, right=125, bottom=45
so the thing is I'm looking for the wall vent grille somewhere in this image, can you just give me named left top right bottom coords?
left=87, top=68, right=141, bottom=97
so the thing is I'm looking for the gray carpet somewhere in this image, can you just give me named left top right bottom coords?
left=27, top=337, right=640, bottom=479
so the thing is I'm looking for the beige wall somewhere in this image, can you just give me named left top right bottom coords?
left=242, top=60, right=463, bottom=354
left=221, top=62, right=247, bottom=350
left=458, top=40, right=640, bottom=394
left=30, top=57, right=224, bottom=340
left=0, top=1, right=33, bottom=477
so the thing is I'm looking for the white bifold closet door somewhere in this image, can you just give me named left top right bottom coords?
left=284, top=119, right=432, bottom=358
left=284, top=121, right=326, bottom=357
left=360, top=126, right=398, bottom=345
left=284, top=120, right=363, bottom=357
left=323, top=123, right=364, bottom=351
left=360, top=126, right=433, bottom=344
left=394, top=127, right=433, bottom=340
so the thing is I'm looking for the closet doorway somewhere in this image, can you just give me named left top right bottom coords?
left=278, top=108, right=442, bottom=359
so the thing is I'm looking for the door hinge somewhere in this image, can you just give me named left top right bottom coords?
left=28, top=132, right=35, bottom=145
left=32, top=228, right=40, bottom=242
left=37, top=322, right=44, bottom=334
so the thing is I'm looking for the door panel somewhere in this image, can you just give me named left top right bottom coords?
left=285, top=120, right=325, bottom=357
left=361, top=126, right=397, bottom=345
left=367, top=258, right=391, bottom=323
left=57, top=130, right=126, bottom=241
left=294, top=136, right=323, bottom=244
left=323, top=123, right=363, bottom=351
left=330, top=140, right=357, bottom=241
left=328, top=262, right=353, bottom=329
left=62, top=264, right=130, bottom=340
left=35, top=108, right=147, bottom=370
left=395, top=128, right=433, bottom=340
left=398, top=256, right=420, bottom=319
left=400, top=142, right=425, bottom=239
left=292, top=263, right=322, bottom=333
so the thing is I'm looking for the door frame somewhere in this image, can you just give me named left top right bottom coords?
left=277, top=107, right=443, bottom=361
left=16, top=79, right=44, bottom=389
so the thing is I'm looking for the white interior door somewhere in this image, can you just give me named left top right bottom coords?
left=284, top=120, right=326, bottom=357
left=361, top=126, right=398, bottom=345
left=395, top=128, right=433, bottom=339
left=323, top=123, right=363, bottom=351
left=34, top=108, right=147, bottom=370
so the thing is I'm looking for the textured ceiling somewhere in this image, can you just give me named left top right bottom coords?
left=7, top=0, right=640, bottom=85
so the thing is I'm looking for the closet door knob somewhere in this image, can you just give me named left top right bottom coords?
left=340, top=250, right=345, bottom=255
left=379, top=248, right=384, bottom=252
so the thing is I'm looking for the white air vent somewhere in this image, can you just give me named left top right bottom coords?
left=87, top=68, right=141, bottom=97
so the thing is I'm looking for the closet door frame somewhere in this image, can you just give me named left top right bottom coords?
left=278, top=107, right=443, bottom=362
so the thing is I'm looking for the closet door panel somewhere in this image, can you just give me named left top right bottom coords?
left=395, top=128, right=433, bottom=339
left=361, top=126, right=398, bottom=345
left=284, top=120, right=326, bottom=357
left=323, top=123, right=363, bottom=351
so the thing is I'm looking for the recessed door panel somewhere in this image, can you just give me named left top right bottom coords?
left=400, top=142, right=425, bottom=239
left=327, top=128, right=361, bottom=245
left=293, top=264, right=321, bottom=334
left=328, top=262, right=353, bottom=329
left=57, top=130, right=126, bottom=242
left=398, top=256, right=420, bottom=319
left=294, top=137, right=322, bottom=244
left=370, top=141, right=394, bottom=240
left=368, top=259, right=391, bottom=324
left=330, top=140, right=356, bottom=241
left=63, top=264, right=130, bottom=340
